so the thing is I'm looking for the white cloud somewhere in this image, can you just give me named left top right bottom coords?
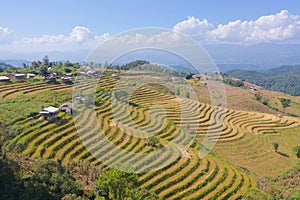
left=2, top=10, right=300, bottom=54
left=95, top=32, right=110, bottom=43
left=173, top=16, right=213, bottom=39
left=174, top=10, right=300, bottom=44
left=23, top=34, right=68, bottom=44
left=20, top=26, right=110, bottom=51
left=69, top=26, right=93, bottom=43
left=0, top=25, right=13, bottom=44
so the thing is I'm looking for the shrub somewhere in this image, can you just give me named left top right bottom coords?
left=293, top=146, right=300, bottom=158
left=273, top=142, right=279, bottom=151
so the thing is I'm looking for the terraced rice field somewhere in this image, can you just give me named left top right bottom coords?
left=0, top=81, right=73, bottom=98
left=4, top=75, right=300, bottom=199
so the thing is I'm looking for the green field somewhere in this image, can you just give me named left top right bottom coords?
left=0, top=74, right=299, bottom=199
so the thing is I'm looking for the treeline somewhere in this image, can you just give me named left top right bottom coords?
left=223, top=78, right=244, bottom=87
left=0, top=62, right=12, bottom=72
left=1, top=55, right=81, bottom=77
left=0, top=153, right=101, bottom=199
left=0, top=153, right=158, bottom=200
left=226, top=65, right=300, bottom=96
left=106, top=60, right=187, bottom=77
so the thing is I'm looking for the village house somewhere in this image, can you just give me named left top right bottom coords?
left=39, top=106, right=59, bottom=121
left=250, top=86, right=257, bottom=91
left=192, top=74, right=202, bottom=81
left=61, top=74, right=72, bottom=83
left=59, top=102, right=74, bottom=114
left=14, top=73, right=26, bottom=81
left=27, top=73, right=35, bottom=79
left=0, top=76, right=10, bottom=82
left=111, top=74, right=119, bottom=79
left=45, top=74, right=56, bottom=83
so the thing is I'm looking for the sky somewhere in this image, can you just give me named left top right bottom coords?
left=0, top=0, right=300, bottom=62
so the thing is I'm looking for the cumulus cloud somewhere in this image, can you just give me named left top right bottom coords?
left=69, top=26, right=93, bottom=43
left=95, top=32, right=110, bottom=43
left=173, top=16, right=213, bottom=39
left=174, top=10, right=300, bottom=44
left=0, top=25, right=13, bottom=44
left=21, top=26, right=110, bottom=51
left=23, top=34, right=68, bottom=44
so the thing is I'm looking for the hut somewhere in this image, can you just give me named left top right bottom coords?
left=0, top=76, right=10, bottom=82
left=39, top=106, right=59, bottom=121
left=59, top=102, right=74, bottom=114
left=14, top=74, right=26, bottom=81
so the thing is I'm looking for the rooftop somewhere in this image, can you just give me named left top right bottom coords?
left=0, top=76, right=10, bottom=80
left=39, top=106, right=59, bottom=114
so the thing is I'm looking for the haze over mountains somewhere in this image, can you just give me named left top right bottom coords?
left=1, top=43, right=300, bottom=70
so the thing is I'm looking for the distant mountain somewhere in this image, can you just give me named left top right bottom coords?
left=216, top=64, right=263, bottom=72
left=203, top=43, right=300, bottom=69
left=1, top=42, right=300, bottom=70
left=0, top=59, right=31, bottom=68
left=0, top=62, right=12, bottom=69
left=227, top=65, right=300, bottom=96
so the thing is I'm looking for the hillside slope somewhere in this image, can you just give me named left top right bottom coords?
left=227, top=65, right=300, bottom=96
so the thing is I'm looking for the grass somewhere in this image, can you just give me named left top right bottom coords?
left=213, top=125, right=300, bottom=177
left=1, top=74, right=299, bottom=199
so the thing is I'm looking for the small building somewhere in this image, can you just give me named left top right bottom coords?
left=75, top=96, right=85, bottom=104
left=59, top=102, right=74, bottom=114
left=111, top=74, right=119, bottom=79
left=145, top=140, right=154, bottom=146
left=39, top=106, right=59, bottom=121
left=45, top=74, right=56, bottom=83
left=250, top=86, right=257, bottom=91
left=61, top=74, right=72, bottom=83
left=14, top=73, right=26, bottom=81
left=27, top=73, right=35, bottom=79
left=277, top=113, right=284, bottom=118
left=192, top=74, right=202, bottom=81
left=0, top=76, right=10, bottom=82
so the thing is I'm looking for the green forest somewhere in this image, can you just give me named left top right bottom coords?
left=226, top=65, right=300, bottom=96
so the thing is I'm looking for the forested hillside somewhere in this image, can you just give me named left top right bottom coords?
left=227, top=65, right=300, bottom=96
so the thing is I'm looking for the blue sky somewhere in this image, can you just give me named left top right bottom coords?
left=0, top=0, right=300, bottom=62
left=1, top=0, right=299, bottom=37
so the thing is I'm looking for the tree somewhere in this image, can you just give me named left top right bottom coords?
left=279, top=98, right=291, bottom=109
left=64, top=68, right=72, bottom=73
left=293, top=146, right=300, bottom=158
left=39, top=66, right=48, bottom=77
left=43, top=55, right=50, bottom=67
left=96, top=169, right=138, bottom=200
left=96, top=168, right=157, bottom=200
left=273, top=142, right=279, bottom=152
left=185, top=72, right=193, bottom=80
left=31, top=61, right=39, bottom=69
left=22, top=63, right=28, bottom=68
left=262, top=98, right=270, bottom=106
left=64, top=61, right=74, bottom=68
left=254, top=93, right=262, bottom=102
left=185, top=90, right=190, bottom=98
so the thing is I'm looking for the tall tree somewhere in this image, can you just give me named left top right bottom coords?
left=39, top=66, right=48, bottom=76
left=280, top=98, right=291, bottom=109
left=43, top=55, right=50, bottom=67
left=96, top=168, right=157, bottom=200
